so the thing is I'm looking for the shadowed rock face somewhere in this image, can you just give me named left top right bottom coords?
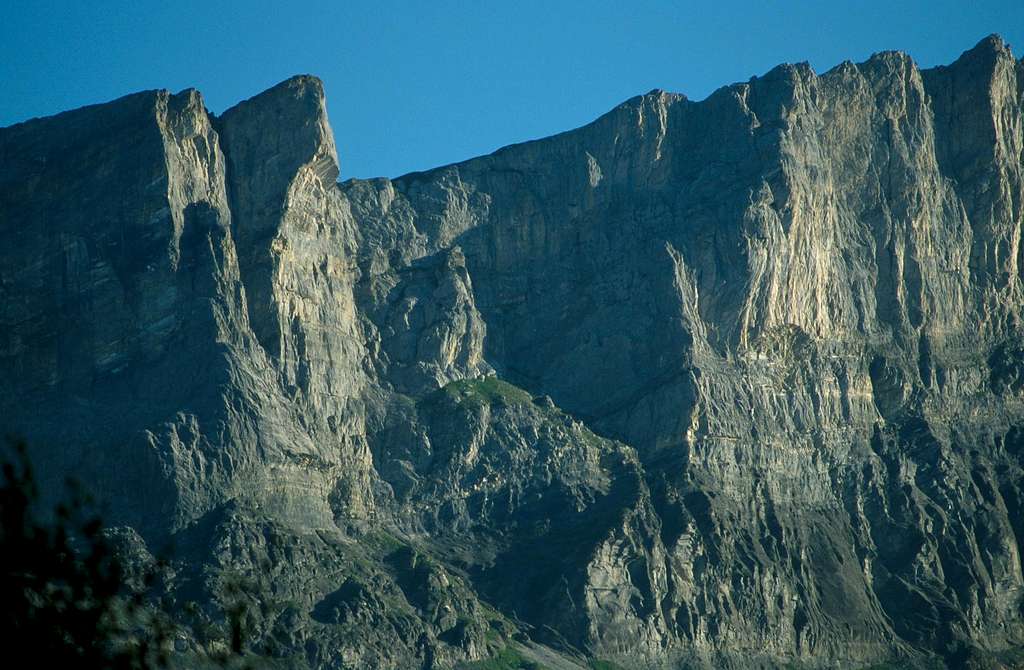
left=2, top=35, right=1024, bottom=670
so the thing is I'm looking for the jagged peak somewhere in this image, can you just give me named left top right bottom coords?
left=166, top=86, right=203, bottom=102
left=967, top=33, right=1011, bottom=57
left=944, top=33, right=1014, bottom=71
left=275, top=73, right=325, bottom=91
left=759, top=60, right=816, bottom=80
left=219, top=74, right=327, bottom=117
left=387, top=86, right=692, bottom=186
left=216, top=73, right=339, bottom=184
left=854, top=48, right=922, bottom=89
left=158, top=87, right=211, bottom=121
left=923, top=33, right=1015, bottom=77
left=641, top=87, right=687, bottom=102
left=823, top=59, right=858, bottom=75
left=621, top=88, right=688, bottom=121
left=862, top=49, right=916, bottom=69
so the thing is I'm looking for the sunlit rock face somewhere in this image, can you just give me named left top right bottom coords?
left=2, top=35, right=1023, bottom=669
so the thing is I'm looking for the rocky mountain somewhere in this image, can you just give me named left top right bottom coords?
left=2, top=35, right=1024, bottom=669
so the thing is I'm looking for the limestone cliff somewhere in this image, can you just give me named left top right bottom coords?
left=2, top=35, right=1023, bottom=669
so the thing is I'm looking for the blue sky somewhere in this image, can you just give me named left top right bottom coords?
left=2, top=1, right=1021, bottom=179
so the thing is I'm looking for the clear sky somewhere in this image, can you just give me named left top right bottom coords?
left=2, top=1, right=1021, bottom=179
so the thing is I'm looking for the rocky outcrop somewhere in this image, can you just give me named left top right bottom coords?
left=2, top=36, right=1024, bottom=669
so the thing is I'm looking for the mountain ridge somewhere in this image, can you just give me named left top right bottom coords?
left=2, top=34, right=1023, bottom=669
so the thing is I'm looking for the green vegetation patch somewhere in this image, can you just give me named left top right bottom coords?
left=589, top=660, right=627, bottom=670
left=456, top=646, right=544, bottom=669
left=426, top=376, right=534, bottom=410
left=361, top=528, right=408, bottom=556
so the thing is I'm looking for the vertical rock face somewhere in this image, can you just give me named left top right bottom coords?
left=0, top=88, right=248, bottom=529
left=2, top=36, right=1024, bottom=669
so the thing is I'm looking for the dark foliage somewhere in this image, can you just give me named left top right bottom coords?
left=0, top=439, right=170, bottom=668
